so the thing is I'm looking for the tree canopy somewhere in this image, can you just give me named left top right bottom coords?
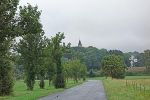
left=101, top=55, right=127, bottom=79
left=0, top=0, right=19, bottom=95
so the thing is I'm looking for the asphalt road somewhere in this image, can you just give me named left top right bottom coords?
left=37, top=80, right=107, bottom=100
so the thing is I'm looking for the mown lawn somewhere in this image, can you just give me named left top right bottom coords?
left=0, top=80, right=85, bottom=100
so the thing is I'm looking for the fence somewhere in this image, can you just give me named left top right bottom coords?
left=126, top=79, right=150, bottom=92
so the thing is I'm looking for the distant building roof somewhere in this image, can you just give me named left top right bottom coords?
left=78, top=40, right=82, bottom=47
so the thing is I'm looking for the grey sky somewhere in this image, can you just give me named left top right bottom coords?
left=19, top=0, right=150, bottom=53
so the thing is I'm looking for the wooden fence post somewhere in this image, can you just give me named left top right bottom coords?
left=143, top=85, right=145, bottom=92
left=140, top=84, right=141, bottom=91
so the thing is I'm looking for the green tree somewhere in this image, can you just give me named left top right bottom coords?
left=44, top=38, right=56, bottom=86
left=144, top=50, right=150, bottom=75
left=123, top=53, right=130, bottom=67
left=108, top=50, right=123, bottom=56
left=16, top=4, right=44, bottom=90
left=79, top=64, right=87, bottom=81
left=70, top=59, right=80, bottom=83
left=144, top=50, right=150, bottom=67
left=63, top=58, right=72, bottom=83
left=101, top=55, right=127, bottom=79
left=0, top=0, right=19, bottom=95
left=73, top=51, right=85, bottom=63
left=134, top=53, right=145, bottom=67
left=65, top=59, right=87, bottom=83
left=52, top=32, right=66, bottom=88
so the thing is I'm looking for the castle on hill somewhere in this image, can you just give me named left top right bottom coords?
left=78, top=39, right=93, bottom=48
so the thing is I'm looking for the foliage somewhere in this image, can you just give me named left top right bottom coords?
left=41, top=38, right=56, bottom=86
left=144, top=50, right=150, bottom=67
left=63, top=58, right=71, bottom=83
left=88, top=69, right=95, bottom=77
left=0, top=47, right=14, bottom=95
left=134, top=53, right=145, bottom=67
left=87, top=70, right=103, bottom=77
left=144, top=50, right=150, bottom=75
left=16, top=4, right=44, bottom=90
left=101, top=55, right=127, bottom=79
left=51, top=32, right=66, bottom=88
left=108, top=50, right=124, bottom=56
left=123, top=53, right=130, bottom=67
left=73, top=51, right=85, bottom=63
left=72, top=47, right=108, bottom=70
left=0, top=0, right=19, bottom=95
left=126, top=71, right=146, bottom=76
left=64, top=59, right=87, bottom=83
left=128, top=51, right=145, bottom=67
left=72, top=47, right=145, bottom=71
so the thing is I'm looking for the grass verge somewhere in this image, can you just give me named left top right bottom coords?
left=0, top=80, right=85, bottom=100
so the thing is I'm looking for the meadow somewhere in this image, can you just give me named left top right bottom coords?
left=101, top=76, right=150, bottom=100
left=0, top=80, right=84, bottom=100
left=1, top=76, right=150, bottom=100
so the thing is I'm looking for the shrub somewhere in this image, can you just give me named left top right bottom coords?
left=112, top=70, right=126, bottom=79
left=53, top=74, right=66, bottom=88
left=126, top=71, right=145, bottom=76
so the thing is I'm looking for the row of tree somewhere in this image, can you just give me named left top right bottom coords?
left=0, top=1, right=87, bottom=95
left=63, top=59, right=87, bottom=83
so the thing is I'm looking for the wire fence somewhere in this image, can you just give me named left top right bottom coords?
left=126, top=79, right=150, bottom=92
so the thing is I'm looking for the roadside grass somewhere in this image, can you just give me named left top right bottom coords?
left=102, top=76, right=150, bottom=100
left=0, top=79, right=85, bottom=100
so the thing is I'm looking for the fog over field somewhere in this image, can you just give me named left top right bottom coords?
left=19, top=0, right=150, bottom=52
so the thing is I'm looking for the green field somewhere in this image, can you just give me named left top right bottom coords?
left=1, top=76, right=150, bottom=100
left=88, top=76, right=150, bottom=100
left=0, top=80, right=84, bottom=100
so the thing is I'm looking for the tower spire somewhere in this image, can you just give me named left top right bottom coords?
left=78, top=39, right=82, bottom=47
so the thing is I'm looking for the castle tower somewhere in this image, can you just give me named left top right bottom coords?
left=78, top=40, right=82, bottom=47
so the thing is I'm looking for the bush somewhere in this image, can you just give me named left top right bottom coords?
left=39, top=79, right=45, bottom=89
left=112, top=70, right=126, bottom=79
left=87, top=70, right=104, bottom=77
left=53, top=74, right=66, bottom=88
left=126, top=71, right=145, bottom=76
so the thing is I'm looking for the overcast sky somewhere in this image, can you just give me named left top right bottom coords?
left=19, top=0, right=150, bottom=53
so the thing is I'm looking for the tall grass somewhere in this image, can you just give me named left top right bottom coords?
left=0, top=80, right=84, bottom=100
left=103, top=78, right=150, bottom=100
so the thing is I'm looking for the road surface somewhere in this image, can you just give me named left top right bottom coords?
left=37, top=80, right=107, bottom=100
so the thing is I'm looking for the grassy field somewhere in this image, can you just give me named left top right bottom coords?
left=0, top=80, right=85, bottom=100
left=1, top=76, right=150, bottom=100
left=88, top=76, right=150, bottom=100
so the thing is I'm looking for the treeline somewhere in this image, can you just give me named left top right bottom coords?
left=71, top=47, right=145, bottom=71
left=0, top=1, right=87, bottom=96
